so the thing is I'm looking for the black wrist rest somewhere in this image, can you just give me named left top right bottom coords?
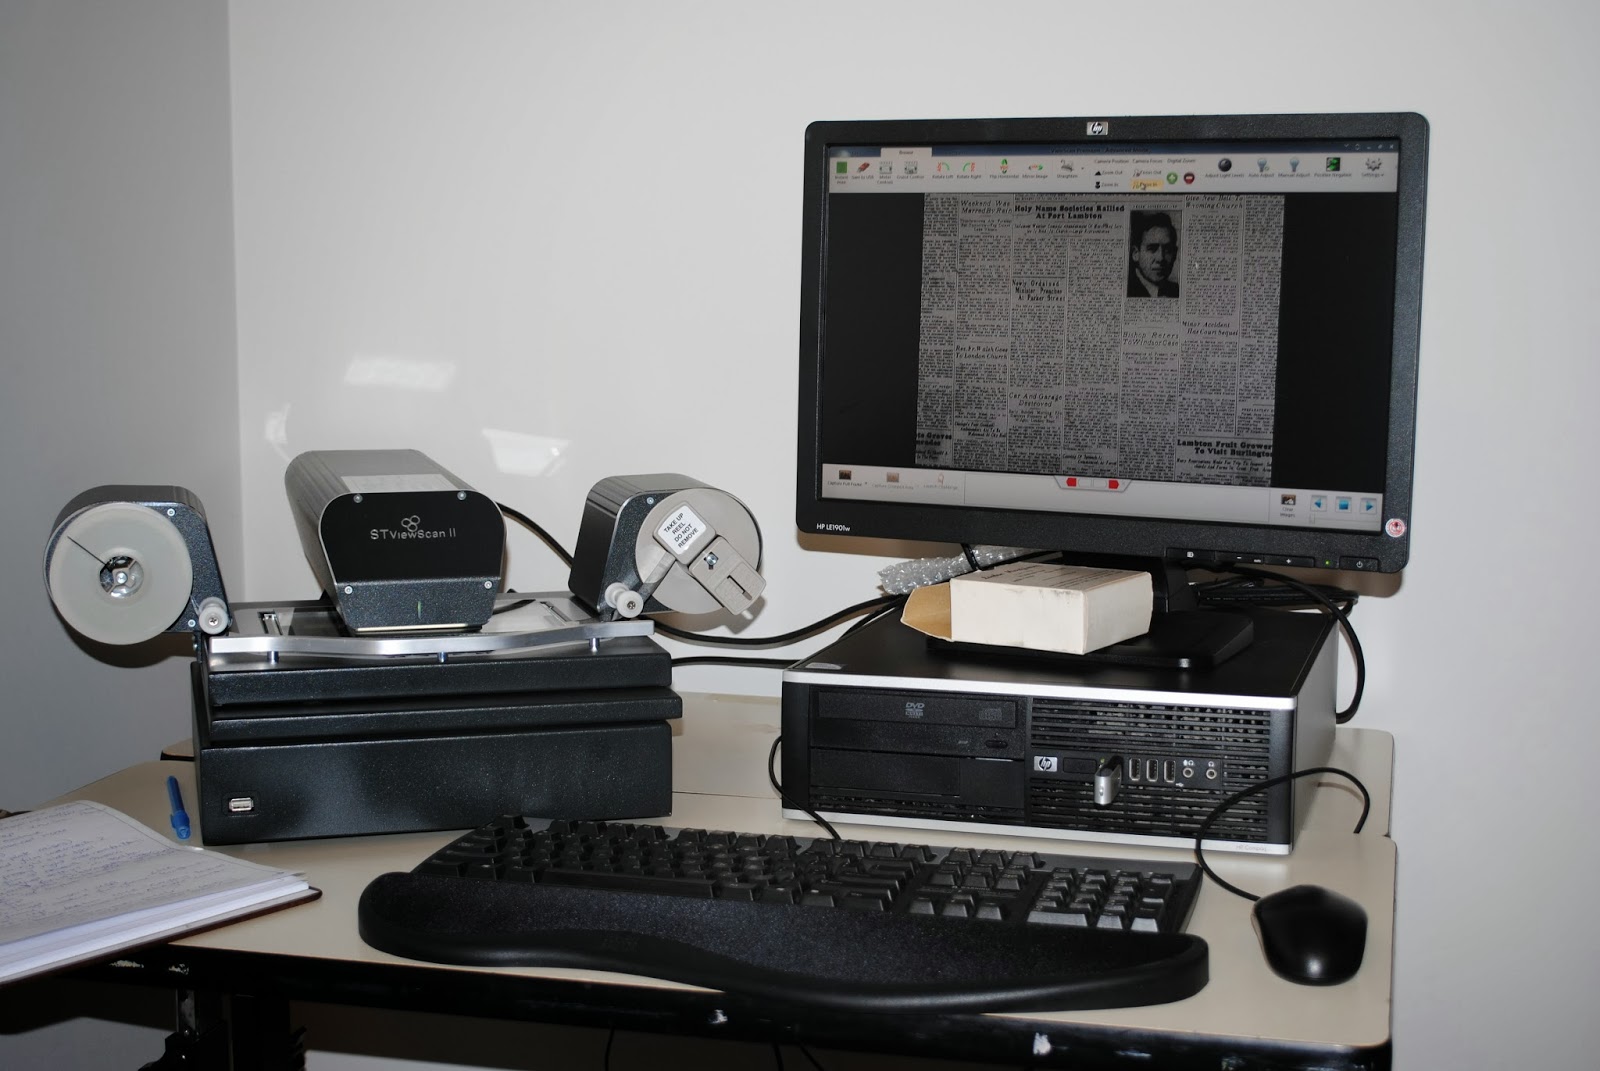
left=358, top=872, right=1209, bottom=1014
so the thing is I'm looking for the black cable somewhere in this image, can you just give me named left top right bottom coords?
left=797, top=1046, right=828, bottom=1071
left=840, top=595, right=906, bottom=638
left=768, top=735, right=839, bottom=840
left=652, top=593, right=907, bottom=649
left=960, top=543, right=982, bottom=572
left=496, top=501, right=575, bottom=569
left=1193, top=766, right=1371, bottom=902
left=671, top=656, right=796, bottom=670
left=1194, top=574, right=1358, bottom=608
left=603, top=1028, right=615, bottom=1070
left=494, top=499, right=909, bottom=651
left=772, top=1042, right=786, bottom=1070
left=1212, top=565, right=1365, bottom=724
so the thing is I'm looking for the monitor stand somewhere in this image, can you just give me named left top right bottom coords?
left=925, top=555, right=1254, bottom=671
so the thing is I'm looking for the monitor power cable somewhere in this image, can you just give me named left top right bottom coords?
left=1202, top=565, right=1366, bottom=724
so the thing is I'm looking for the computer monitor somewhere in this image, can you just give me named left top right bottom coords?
left=796, top=113, right=1428, bottom=624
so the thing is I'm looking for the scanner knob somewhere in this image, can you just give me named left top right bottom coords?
left=196, top=596, right=230, bottom=635
left=605, top=583, right=645, bottom=619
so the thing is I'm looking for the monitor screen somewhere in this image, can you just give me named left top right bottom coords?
left=796, top=113, right=1427, bottom=575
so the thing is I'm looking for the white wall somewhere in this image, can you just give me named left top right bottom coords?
left=6, top=0, right=1598, bottom=1067
left=0, top=0, right=242, bottom=804
left=0, top=0, right=239, bottom=1062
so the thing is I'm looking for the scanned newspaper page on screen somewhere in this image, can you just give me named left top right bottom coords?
left=914, top=193, right=1284, bottom=486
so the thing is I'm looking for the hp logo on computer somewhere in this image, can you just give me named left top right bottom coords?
left=1087, top=121, right=1109, bottom=136
left=1033, top=755, right=1060, bottom=773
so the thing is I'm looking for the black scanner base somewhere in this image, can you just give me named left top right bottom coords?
left=193, top=719, right=673, bottom=845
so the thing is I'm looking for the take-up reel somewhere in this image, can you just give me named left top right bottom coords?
left=43, top=486, right=230, bottom=646
left=567, top=475, right=766, bottom=622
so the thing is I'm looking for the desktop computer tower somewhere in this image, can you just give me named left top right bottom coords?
left=780, top=609, right=1336, bottom=855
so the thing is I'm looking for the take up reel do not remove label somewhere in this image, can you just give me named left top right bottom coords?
left=44, top=486, right=231, bottom=646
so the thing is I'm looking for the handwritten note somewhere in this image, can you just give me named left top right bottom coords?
left=0, top=800, right=311, bottom=984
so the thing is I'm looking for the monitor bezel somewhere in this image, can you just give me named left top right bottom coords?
left=796, top=112, right=1428, bottom=573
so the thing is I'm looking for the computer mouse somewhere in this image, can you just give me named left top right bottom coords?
left=1251, top=884, right=1367, bottom=986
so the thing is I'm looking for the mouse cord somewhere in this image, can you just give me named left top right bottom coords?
left=767, top=735, right=841, bottom=840
left=1193, top=766, right=1371, bottom=902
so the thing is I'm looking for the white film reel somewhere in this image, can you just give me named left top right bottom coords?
left=631, top=488, right=764, bottom=616
left=45, top=502, right=196, bottom=646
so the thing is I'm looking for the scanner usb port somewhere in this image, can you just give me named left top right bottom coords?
left=227, top=797, right=255, bottom=814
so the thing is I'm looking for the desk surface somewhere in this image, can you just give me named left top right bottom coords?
left=54, top=693, right=1395, bottom=1069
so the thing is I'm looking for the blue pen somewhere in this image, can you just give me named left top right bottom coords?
left=166, top=775, right=191, bottom=840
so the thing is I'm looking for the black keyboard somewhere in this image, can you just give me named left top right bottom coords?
left=358, top=817, right=1209, bottom=1014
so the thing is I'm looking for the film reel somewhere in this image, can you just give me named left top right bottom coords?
left=632, top=487, right=764, bottom=616
left=44, top=488, right=230, bottom=646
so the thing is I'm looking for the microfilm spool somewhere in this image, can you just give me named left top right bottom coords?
left=636, top=489, right=762, bottom=615
left=45, top=502, right=194, bottom=646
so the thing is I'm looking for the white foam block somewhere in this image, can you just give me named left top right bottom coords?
left=946, top=562, right=1153, bottom=654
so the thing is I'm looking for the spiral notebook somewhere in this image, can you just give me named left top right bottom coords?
left=0, top=800, right=319, bottom=985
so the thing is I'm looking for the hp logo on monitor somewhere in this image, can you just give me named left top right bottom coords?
left=1087, top=121, right=1109, bottom=136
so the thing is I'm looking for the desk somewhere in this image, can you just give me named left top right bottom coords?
left=41, top=693, right=1395, bottom=1070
